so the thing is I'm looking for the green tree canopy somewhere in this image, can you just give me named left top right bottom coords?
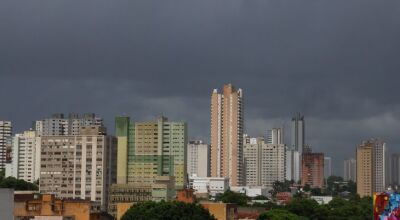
left=286, top=197, right=319, bottom=218
left=121, top=201, right=216, bottom=220
left=0, top=177, right=38, bottom=190
left=215, top=190, right=249, bottom=206
left=257, top=209, right=308, bottom=220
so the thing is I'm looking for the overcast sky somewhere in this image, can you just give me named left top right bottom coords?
left=1, top=0, right=400, bottom=176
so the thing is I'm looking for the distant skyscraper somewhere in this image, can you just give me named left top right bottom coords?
left=267, top=128, right=283, bottom=144
left=324, top=157, right=332, bottom=179
left=39, top=126, right=116, bottom=211
left=390, top=154, right=400, bottom=187
left=210, top=84, right=244, bottom=186
left=357, top=139, right=387, bottom=197
left=5, top=130, right=41, bottom=183
left=244, top=137, right=286, bottom=187
left=0, top=121, right=12, bottom=170
left=115, top=116, right=187, bottom=189
left=187, top=140, right=210, bottom=177
left=343, top=158, right=356, bottom=182
left=35, top=113, right=103, bottom=136
left=301, top=152, right=324, bottom=188
left=291, top=113, right=304, bottom=155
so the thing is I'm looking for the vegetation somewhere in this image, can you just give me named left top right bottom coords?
left=257, top=209, right=307, bottom=220
left=215, top=190, right=249, bottom=206
left=121, top=201, right=216, bottom=220
left=258, top=196, right=373, bottom=220
left=270, top=180, right=294, bottom=197
left=0, top=176, right=38, bottom=190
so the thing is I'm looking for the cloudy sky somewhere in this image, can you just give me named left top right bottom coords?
left=1, top=0, right=400, bottom=175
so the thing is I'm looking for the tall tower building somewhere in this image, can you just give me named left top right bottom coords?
left=6, top=130, right=41, bottom=183
left=267, top=128, right=283, bottom=144
left=390, top=154, right=400, bottom=187
left=0, top=121, right=12, bottom=170
left=301, top=152, right=324, bottom=188
left=210, top=84, right=244, bottom=186
left=291, top=113, right=305, bottom=155
left=356, top=139, right=387, bottom=197
left=187, top=140, right=210, bottom=177
left=115, top=116, right=135, bottom=184
left=343, top=158, right=356, bottom=182
left=244, top=137, right=286, bottom=187
left=324, top=157, right=332, bottom=179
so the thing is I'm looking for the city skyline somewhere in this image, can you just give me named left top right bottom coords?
left=2, top=0, right=400, bottom=177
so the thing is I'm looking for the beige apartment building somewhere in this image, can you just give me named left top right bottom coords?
left=211, top=84, right=244, bottom=186
left=356, top=139, right=387, bottom=197
left=39, top=126, right=117, bottom=211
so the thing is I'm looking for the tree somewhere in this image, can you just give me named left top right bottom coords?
left=121, top=201, right=216, bottom=220
left=215, top=190, right=249, bottom=206
left=257, top=209, right=308, bottom=220
left=286, top=197, right=318, bottom=219
left=0, top=177, right=38, bottom=190
left=271, top=180, right=294, bottom=197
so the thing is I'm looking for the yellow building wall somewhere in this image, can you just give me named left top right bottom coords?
left=116, top=203, right=134, bottom=220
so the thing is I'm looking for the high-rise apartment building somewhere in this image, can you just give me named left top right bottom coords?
left=6, top=130, right=41, bottom=183
left=285, top=147, right=300, bottom=182
left=211, top=84, right=244, bottom=186
left=267, top=128, right=283, bottom=144
left=35, top=113, right=103, bottom=136
left=39, top=126, right=116, bottom=211
left=390, top=154, right=400, bottom=187
left=324, top=157, right=332, bottom=179
left=244, top=137, right=286, bottom=187
left=115, top=116, right=187, bottom=189
left=343, top=158, right=356, bottom=182
left=187, top=140, right=210, bottom=177
left=0, top=121, right=12, bottom=170
left=356, top=139, right=387, bottom=197
left=301, top=152, right=324, bottom=188
left=291, top=113, right=304, bottom=155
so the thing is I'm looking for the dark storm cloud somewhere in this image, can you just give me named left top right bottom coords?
left=1, top=0, right=400, bottom=175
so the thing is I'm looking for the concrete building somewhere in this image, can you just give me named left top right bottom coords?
left=108, top=176, right=175, bottom=218
left=188, top=175, right=229, bottom=196
left=187, top=140, right=210, bottom=177
left=390, top=154, right=400, bottom=187
left=14, top=194, right=110, bottom=220
left=357, top=139, right=387, bottom=197
left=285, top=147, right=300, bottom=182
left=39, top=126, right=117, bottom=211
left=291, top=113, right=304, bottom=155
left=6, top=130, right=41, bottom=183
left=230, top=186, right=269, bottom=198
left=0, top=121, right=12, bottom=170
left=115, top=116, right=187, bottom=189
left=343, top=158, right=356, bottom=182
left=0, top=188, right=14, bottom=220
left=324, top=157, right=332, bottom=179
left=311, top=196, right=333, bottom=205
left=35, top=113, right=103, bottom=136
left=267, top=128, right=283, bottom=145
left=243, top=138, right=286, bottom=187
left=211, top=84, right=244, bottom=187
left=301, top=152, right=324, bottom=188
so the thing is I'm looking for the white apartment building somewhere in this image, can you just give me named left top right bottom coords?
left=6, top=130, right=41, bottom=183
left=0, top=121, right=12, bottom=170
left=35, top=113, right=103, bottom=136
left=324, top=157, right=332, bottom=179
left=187, top=140, right=210, bottom=177
left=39, top=126, right=116, bottom=211
left=188, top=175, right=229, bottom=196
left=244, top=138, right=286, bottom=187
left=285, top=147, right=300, bottom=182
left=344, top=158, right=356, bottom=182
